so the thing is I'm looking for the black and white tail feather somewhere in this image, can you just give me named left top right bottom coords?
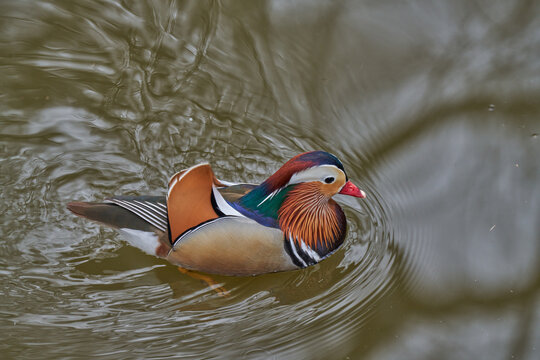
left=105, top=196, right=168, bottom=232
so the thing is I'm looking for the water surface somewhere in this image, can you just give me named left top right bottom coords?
left=1, top=1, right=539, bottom=359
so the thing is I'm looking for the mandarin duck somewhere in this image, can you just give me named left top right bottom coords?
left=67, top=151, right=366, bottom=276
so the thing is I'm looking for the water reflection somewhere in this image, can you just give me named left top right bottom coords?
left=1, top=0, right=539, bottom=359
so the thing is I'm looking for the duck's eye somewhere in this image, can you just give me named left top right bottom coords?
left=324, top=177, right=335, bottom=184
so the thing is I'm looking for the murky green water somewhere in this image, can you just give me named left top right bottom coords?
left=1, top=1, right=539, bottom=359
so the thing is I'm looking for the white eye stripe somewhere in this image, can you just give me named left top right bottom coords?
left=288, top=165, right=344, bottom=185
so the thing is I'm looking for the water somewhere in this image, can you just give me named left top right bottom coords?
left=1, top=1, right=539, bottom=359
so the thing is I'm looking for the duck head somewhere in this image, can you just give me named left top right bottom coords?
left=234, top=151, right=366, bottom=261
left=265, top=151, right=366, bottom=199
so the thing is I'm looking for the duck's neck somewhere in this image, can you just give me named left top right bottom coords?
left=234, top=182, right=294, bottom=228
left=233, top=163, right=305, bottom=224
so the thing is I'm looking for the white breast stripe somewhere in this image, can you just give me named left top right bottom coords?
left=289, top=235, right=307, bottom=267
left=212, top=186, right=245, bottom=217
left=300, top=239, right=321, bottom=262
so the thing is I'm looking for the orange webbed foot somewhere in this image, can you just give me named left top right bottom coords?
left=177, top=267, right=230, bottom=297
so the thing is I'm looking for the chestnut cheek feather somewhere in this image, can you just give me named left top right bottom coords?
left=278, top=183, right=345, bottom=253
left=321, top=181, right=344, bottom=197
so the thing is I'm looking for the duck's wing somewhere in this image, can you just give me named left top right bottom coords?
left=166, top=163, right=250, bottom=243
left=103, top=196, right=168, bottom=232
left=67, top=164, right=259, bottom=261
left=67, top=164, right=256, bottom=237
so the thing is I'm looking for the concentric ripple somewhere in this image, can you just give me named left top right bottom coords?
left=0, top=0, right=416, bottom=355
left=4, top=1, right=539, bottom=359
left=2, top=104, right=415, bottom=359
